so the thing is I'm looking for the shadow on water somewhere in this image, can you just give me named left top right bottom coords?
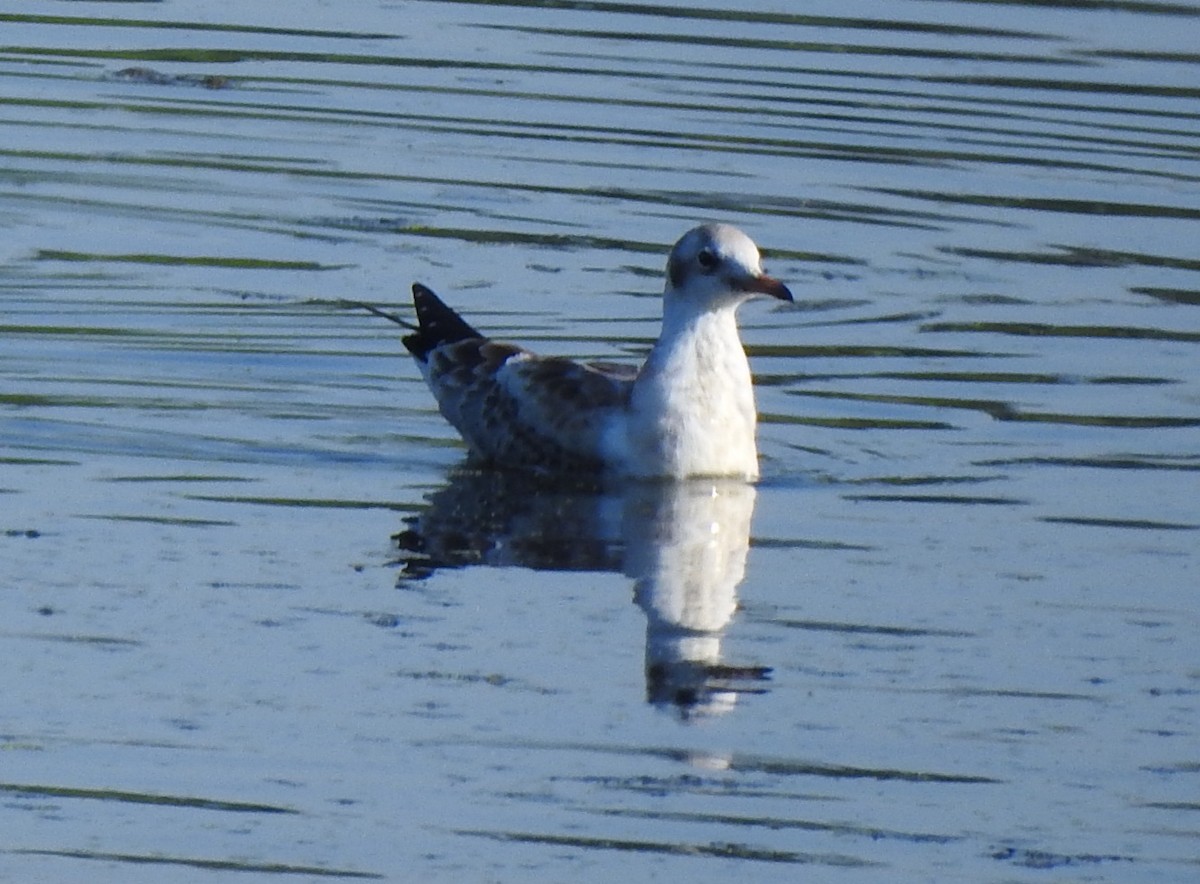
left=392, top=470, right=771, bottom=719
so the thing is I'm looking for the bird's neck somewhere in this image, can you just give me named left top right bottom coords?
left=645, top=301, right=746, bottom=380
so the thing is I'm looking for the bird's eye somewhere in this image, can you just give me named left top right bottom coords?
left=697, top=248, right=719, bottom=273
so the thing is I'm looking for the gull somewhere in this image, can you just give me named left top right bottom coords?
left=367, top=223, right=792, bottom=480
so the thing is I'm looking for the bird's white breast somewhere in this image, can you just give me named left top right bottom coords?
left=620, top=307, right=759, bottom=479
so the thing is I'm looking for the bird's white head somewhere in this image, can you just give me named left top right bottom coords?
left=664, top=223, right=793, bottom=310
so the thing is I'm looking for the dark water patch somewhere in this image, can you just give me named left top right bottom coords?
left=810, top=310, right=944, bottom=328
left=328, top=210, right=883, bottom=254
left=393, top=668, right=559, bottom=695
left=750, top=343, right=1015, bottom=359
left=0, top=417, right=412, bottom=467
left=0, top=191, right=356, bottom=248
left=1141, top=761, right=1200, bottom=774
left=0, top=323, right=161, bottom=339
left=922, top=320, right=1200, bottom=343
left=185, top=494, right=416, bottom=512
left=342, top=177, right=983, bottom=233
left=766, top=618, right=974, bottom=639
left=364, top=611, right=404, bottom=629
left=1041, top=516, right=1198, bottom=531
left=326, top=220, right=857, bottom=267
left=0, top=782, right=295, bottom=814
left=34, top=249, right=345, bottom=271
left=787, top=371, right=1070, bottom=383
left=580, top=805, right=961, bottom=844
left=789, top=389, right=1200, bottom=428
left=941, top=687, right=1099, bottom=702
left=1130, top=286, right=1200, bottom=305
left=971, top=0, right=1200, bottom=18
left=763, top=413, right=955, bottom=431
left=438, top=0, right=1053, bottom=39
left=721, top=70, right=1199, bottom=140
left=6, top=633, right=140, bottom=647
left=750, top=537, right=874, bottom=552
left=1006, top=412, right=1200, bottom=428
left=320, top=222, right=665, bottom=255
left=8, top=849, right=382, bottom=878
left=975, top=454, right=1200, bottom=471
left=608, top=191, right=962, bottom=232
left=482, top=24, right=1078, bottom=68
left=789, top=388, right=1019, bottom=421
left=875, top=188, right=1200, bottom=219
left=957, top=293, right=1034, bottom=306
left=991, top=845, right=1133, bottom=870
left=845, top=493, right=1025, bottom=505
left=941, top=244, right=1200, bottom=271
left=0, top=456, right=77, bottom=466
left=1, top=143, right=350, bottom=197
left=920, top=71, right=1200, bottom=101
left=1140, top=801, right=1200, bottom=811
left=846, top=474, right=999, bottom=487
left=77, top=513, right=235, bottom=528
left=0, top=47, right=415, bottom=68
left=0, top=12, right=394, bottom=40
left=209, top=581, right=300, bottom=591
left=1088, top=375, right=1176, bottom=385
left=1079, top=47, right=1200, bottom=64
left=105, top=474, right=254, bottom=484
left=108, top=67, right=235, bottom=90
left=1, top=392, right=209, bottom=410
left=455, top=828, right=875, bottom=866
left=651, top=193, right=975, bottom=231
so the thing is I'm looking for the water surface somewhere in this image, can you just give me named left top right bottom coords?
left=1, top=1, right=1198, bottom=881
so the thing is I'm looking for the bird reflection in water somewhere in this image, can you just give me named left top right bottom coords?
left=391, top=471, right=771, bottom=719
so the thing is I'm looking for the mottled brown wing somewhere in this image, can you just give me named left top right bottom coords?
left=404, top=282, right=636, bottom=471
left=422, top=338, right=634, bottom=472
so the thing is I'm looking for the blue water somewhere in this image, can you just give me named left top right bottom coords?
left=1, top=2, right=1197, bottom=881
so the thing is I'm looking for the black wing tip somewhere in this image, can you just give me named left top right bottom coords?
left=404, top=282, right=485, bottom=360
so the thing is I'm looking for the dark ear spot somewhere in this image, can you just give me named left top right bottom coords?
left=667, top=253, right=687, bottom=289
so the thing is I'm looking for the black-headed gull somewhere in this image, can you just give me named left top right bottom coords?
left=380, top=223, right=792, bottom=479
